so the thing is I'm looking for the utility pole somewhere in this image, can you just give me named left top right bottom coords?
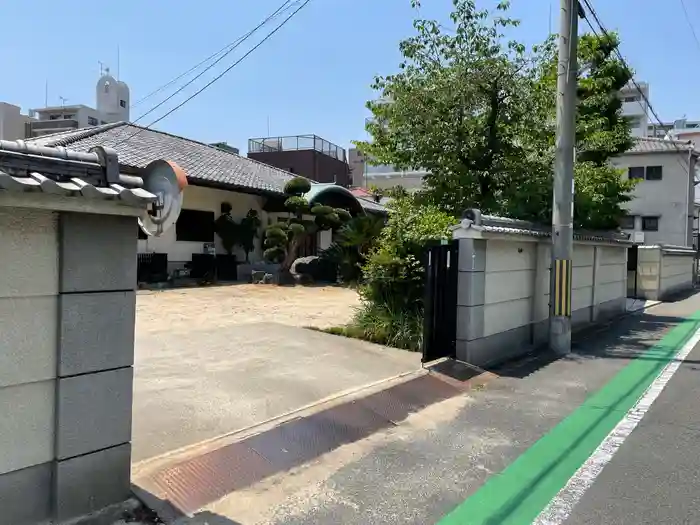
left=550, top=0, right=579, bottom=354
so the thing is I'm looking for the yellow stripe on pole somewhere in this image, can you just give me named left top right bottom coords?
left=553, top=259, right=572, bottom=317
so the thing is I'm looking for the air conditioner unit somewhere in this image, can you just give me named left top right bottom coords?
left=632, top=231, right=645, bottom=244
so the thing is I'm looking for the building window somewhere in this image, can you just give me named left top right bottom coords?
left=623, top=95, right=640, bottom=103
left=88, top=116, right=98, bottom=126
left=619, top=215, right=636, bottom=229
left=628, top=166, right=645, bottom=180
left=645, top=166, right=663, bottom=180
left=175, top=209, right=215, bottom=242
left=119, top=99, right=127, bottom=108
left=49, top=114, right=60, bottom=120
left=63, top=114, right=75, bottom=120
left=642, top=216, right=659, bottom=232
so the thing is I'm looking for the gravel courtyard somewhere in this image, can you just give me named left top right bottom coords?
left=136, top=283, right=361, bottom=334
left=132, top=284, right=419, bottom=463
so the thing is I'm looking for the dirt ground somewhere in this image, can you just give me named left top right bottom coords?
left=136, top=284, right=360, bottom=335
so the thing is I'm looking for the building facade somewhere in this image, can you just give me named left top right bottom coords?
left=0, top=73, right=130, bottom=140
left=619, top=81, right=650, bottom=138
left=348, top=147, right=426, bottom=191
left=612, top=137, right=699, bottom=247
left=247, top=134, right=351, bottom=187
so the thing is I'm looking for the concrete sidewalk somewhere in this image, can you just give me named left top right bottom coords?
left=153, top=292, right=700, bottom=524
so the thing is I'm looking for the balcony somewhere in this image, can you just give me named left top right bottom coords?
left=26, top=119, right=79, bottom=137
left=248, top=134, right=346, bottom=163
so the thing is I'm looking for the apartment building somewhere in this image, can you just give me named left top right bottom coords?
left=0, top=73, right=130, bottom=140
left=612, top=137, right=699, bottom=247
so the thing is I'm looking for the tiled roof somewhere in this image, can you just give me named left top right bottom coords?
left=26, top=122, right=296, bottom=195
left=625, top=137, right=697, bottom=155
left=454, top=214, right=631, bottom=244
left=0, top=139, right=156, bottom=208
left=356, top=196, right=387, bottom=214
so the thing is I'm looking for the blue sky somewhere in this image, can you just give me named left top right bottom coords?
left=1, top=0, right=697, bottom=152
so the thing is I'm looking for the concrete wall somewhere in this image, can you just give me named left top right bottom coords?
left=635, top=245, right=695, bottom=300
left=454, top=232, right=628, bottom=367
left=0, top=207, right=135, bottom=524
left=612, top=151, right=695, bottom=247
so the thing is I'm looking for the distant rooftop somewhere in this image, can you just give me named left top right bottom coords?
left=248, top=134, right=346, bottom=163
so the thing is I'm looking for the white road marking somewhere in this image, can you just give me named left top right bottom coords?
left=533, top=325, right=700, bottom=525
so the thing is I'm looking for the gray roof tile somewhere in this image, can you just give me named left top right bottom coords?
left=27, top=122, right=296, bottom=195
left=0, top=138, right=156, bottom=207
left=454, top=214, right=631, bottom=244
left=626, top=137, right=697, bottom=155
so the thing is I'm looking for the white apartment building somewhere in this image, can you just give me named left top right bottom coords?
left=348, top=147, right=426, bottom=190
left=612, top=137, right=699, bottom=247
left=619, top=81, right=651, bottom=138
left=0, top=73, right=130, bottom=140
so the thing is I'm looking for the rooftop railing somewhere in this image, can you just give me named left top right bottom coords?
left=248, top=134, right=347, bottom=163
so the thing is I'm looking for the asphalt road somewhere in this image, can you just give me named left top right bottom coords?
left=563, top=333, right=700, bottom=525
left=187, top=293, right=700, bottom=525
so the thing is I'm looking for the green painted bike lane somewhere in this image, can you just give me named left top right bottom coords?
left=437, top=312, right=700, bottom=525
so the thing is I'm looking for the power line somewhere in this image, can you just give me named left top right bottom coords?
left=129, top=0, right=298, bottom=128
left=129, top=1, right=299, bottom=110
left=679, top=0, right=700, bottom=54
left=579, top=0, right=694, bottom=175
left=115, top=0, right=311, bottom=147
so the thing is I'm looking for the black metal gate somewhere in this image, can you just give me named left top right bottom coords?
left=422, top=240, right=459, bottom=363
left=627, top=245, right=638, bottom=298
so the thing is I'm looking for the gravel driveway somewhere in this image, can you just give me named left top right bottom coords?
left=136, top=284, right=361, bottom=334
left=132, top=284, right=420, bottom=464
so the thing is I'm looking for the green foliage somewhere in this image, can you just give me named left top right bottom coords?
left=262, top=181, right=352, bottom=268
left=320, top=215, right=385, bottom=284
left=325, top=302, right=423, bottom=352
left=284, top=177, right=312, bottom=196
left=285, top=196, right=309, bottom=216
left=238, top=210, right=261, bottom=263
left=357, top=0, right=635, bottom=230
left=361, top=192, right=454, bottom=312
left=214, top=204, right=261, bottom=260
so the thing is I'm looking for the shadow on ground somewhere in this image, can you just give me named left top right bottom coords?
left=131, top=485, right=243, bottom=525
left=490, top=310, right=693, bottom=380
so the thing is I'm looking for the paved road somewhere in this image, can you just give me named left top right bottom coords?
left=175, top=292, right=700, bottom=524
left=563, top=328, right=700, bottom=525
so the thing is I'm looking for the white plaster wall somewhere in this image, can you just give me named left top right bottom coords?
left=660, top=253, right=693, bottom=294
left=594, top=245, right=627, bottom=305
left=0, top=208, right=57, bottom=475
left=483, top=240, right=536, bottom=337
left=138, top=185, right=266, bottom=265
left=481, top=237, right=627, bottom=337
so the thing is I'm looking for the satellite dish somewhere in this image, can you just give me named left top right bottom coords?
left=138, top=159, right=188, bottom=237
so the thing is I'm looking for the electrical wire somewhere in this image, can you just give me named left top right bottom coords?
left=128, top=0, right=298, bottom=128
left=115, top=0, right=310, bottom=147
left=579, top=0, right=694, bottom=176
left=679, top=0, right=700, bottom=54
left=130, top=1, right=300, bottom=111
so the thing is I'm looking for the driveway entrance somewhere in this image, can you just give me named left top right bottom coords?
left=132, top=285, right=421, bottom=463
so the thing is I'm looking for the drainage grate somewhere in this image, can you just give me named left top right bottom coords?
left=145, top=442, right=275, bottom=515
left=136, top=373, right=463, bottom=516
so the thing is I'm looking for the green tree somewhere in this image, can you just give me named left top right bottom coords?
left=527, top=31, right=638, bottom=229
left=355, top=0, right=535, bottom=217
left=263, top=177, right=351, bottom=272
left=356, top=0, right=636, bottom=230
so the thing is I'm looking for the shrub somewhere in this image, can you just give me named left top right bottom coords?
left=361, top=193, right=454, bottom=312
left=320, top=214, right=385, bottom=285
